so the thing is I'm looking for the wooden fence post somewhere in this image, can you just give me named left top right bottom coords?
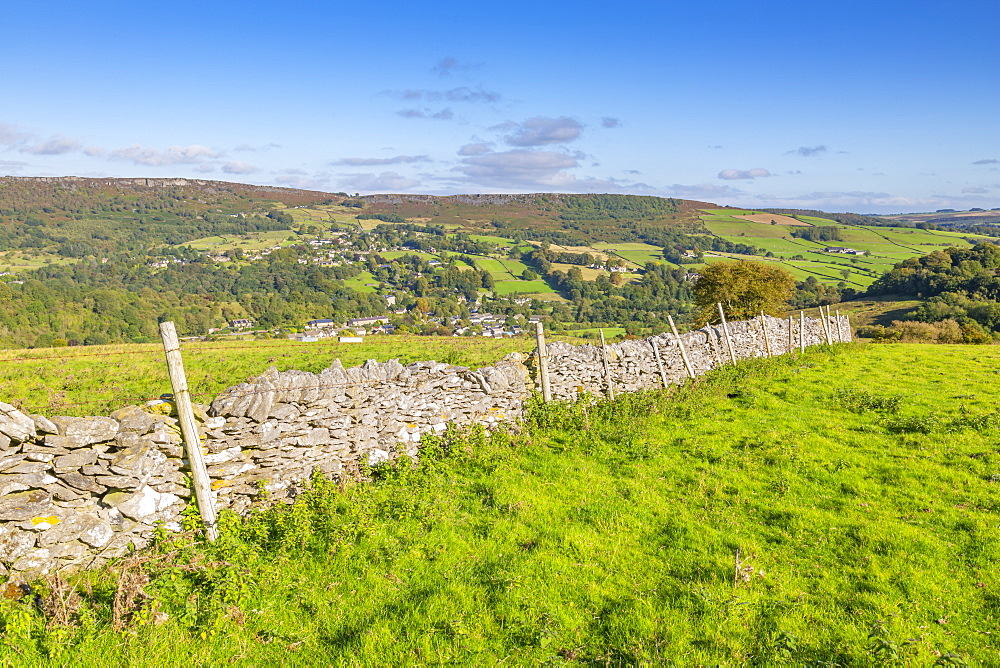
left=759, top=311, right=772, bottom=357
left=799, top=310, right=806, bottom=354
left=651, top=338, right=668, bottom=388
left=159, top=321, right=218, bottom=542
left=717, top=303, right=737, bottom=364
left=844, top=312, right=853, bottom=342
left=534, top=321, right=552, bottom=402
left=599, top=328, right=616, bottom=400
left=787, top=314, right=794, bottom=354
left=820, top=305, right=833, bottom=345
left=833, top=308, right=842, bottom=343
left=667, top=314, right=696, bottom=380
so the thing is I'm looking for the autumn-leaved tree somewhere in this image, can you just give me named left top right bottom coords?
left=693, top=260, right=795, bottom=324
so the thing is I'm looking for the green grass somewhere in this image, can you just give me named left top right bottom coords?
left=492, top=279, right=555, bottom=295
left=0, top=337, right=535, bottom=417
left=6, top=343, right=1000, bottom=664
left=341, top=271, right=379, bottom=292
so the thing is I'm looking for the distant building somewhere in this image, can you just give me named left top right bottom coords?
left=347, top=316, right=390, bottom=327
left=306, top=318, right=337, bottom=328
left=229, top=319, right=254, bottom=329
left=824, top=247, right=865, bottom=255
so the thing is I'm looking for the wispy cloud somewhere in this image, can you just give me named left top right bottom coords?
left=457, top=142, right=493, bottom=156
left=456, top=149, right=580, bottom=188
left=222, top=161, right=259, bottom=174
left=962, top=187, right=989, bottom=194
left=663, top=183, right=746, bottom=200
left=718, top=168, right=771, bottom=180
left=393, top=87, right=501, bottom=104
left=234, top=142, right=281, bottom=152
left=973, top=158, right=998, bottom=165
left=396, top=108, right=454, bottom=120
left=792, top=145, right=827, bottom=157
left=109, top=143, right=223, bottom=166
left=20, top=136, right=82, bottom=155
left=337, top=171, right=421, bottom=192
left=431, top=56, right=477, bottom=77
left=332, top=155, right=430, bottom=166
left=601, top=117, right=622, bottom=128
left=0, top=123, right=34, bottom=146
left=501, top=116, right=583, bottom=147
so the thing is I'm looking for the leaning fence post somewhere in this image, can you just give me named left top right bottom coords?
left=599, top=328, right=616, bottom=400
left=534, top=321, right=552, bottom=402
left=159, top=321, right=218, bottom=542
left=667, top=314, right=696, bottom=380
left=834, top=309, right=844, bottom=343
left=717, top=303, right=737, bottom=364
left=651, top=338, right=668, bottom=388
left=820, top=305, right=833, bottom=345
left=799, top=310, right=806, bottom=353
left=759, top=311, right=772, bottom=357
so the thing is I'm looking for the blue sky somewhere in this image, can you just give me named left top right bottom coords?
left=2, top=0, right=997, bottom=214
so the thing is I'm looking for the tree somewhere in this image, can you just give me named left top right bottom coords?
left=693, top=260, right=795, bottom=324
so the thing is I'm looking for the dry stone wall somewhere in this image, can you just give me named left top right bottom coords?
left=0, top=314, right=847, bottom=577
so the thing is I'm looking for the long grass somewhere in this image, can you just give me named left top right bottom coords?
left=2, top=343, right=1000, bottom=664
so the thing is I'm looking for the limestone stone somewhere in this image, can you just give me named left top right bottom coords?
left=50, top=416, right=119, bottom=445
left=31, top=414, right=59, bottom=435
left=109, top=441, right=168, bottom=478
left=0, top=402, right=36, bottom=444
left=103, top=486, right=179, bottom=521
left=59, top=471, right=107, bottom=494
left=37, top=511, right=113, bottom=549
left=0, top=489, right=53, bottom=521
left=53, top=450, right=99, bottom=471
left=12, top=548, right=55, bottom=573
left=0, top=524, right=36, bottom=561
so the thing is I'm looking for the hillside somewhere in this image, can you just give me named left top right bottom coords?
left=2, top=177, right=1000, bottom=349
left=2, top=343, right=998, bottom=664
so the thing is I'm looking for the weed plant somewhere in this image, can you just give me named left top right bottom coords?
left=2, top=343, right=1000, bottom=664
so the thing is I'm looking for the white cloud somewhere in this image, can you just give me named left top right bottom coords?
left=663, top=183, right=747, bottom=200
left=0, top=123, right=33, bottom=146
left=333, top=155, right=430, bottom=166
left=397, top=108, right=454, bottom=120
left=222, top=161, right=259, bottom=174
left=431, top=56, right=478, bottom=77
left=503, top=117, right=583, bottom=147
left=337, top=171, right=421, bottom=192
left=20, top=136, right=82, bottom=155
left=393, top=87, right=501, bottom=104
left=793, top=145, right=827, bottom=157
left=457, top=143, right=493, bottom=156
left=109, top=143, right=223, bottom=166
left=718, top=168, right=771, bottom=180
left=456, top=149, right=580, bottom=188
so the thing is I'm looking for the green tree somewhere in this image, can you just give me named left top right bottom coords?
left=693, top=260, right=795, bottom=324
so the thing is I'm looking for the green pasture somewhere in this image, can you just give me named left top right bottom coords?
left=180, top=230, right=293, bottom=253
left=492, top=279, right=556, bottom=295
left=467, top=234, right=519, bottom=247
left=9, top=344, right=1000, bottom=663
left=704, top=220, right=794, bottom=239
left=341, top=271, right=379, bottom=293
left=0, top=336, right=536, bottom=417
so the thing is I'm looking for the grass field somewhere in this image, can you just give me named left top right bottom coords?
left=0, top=337, right=536, bottom=417
left=6, top=343, right=1000, bottom=664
